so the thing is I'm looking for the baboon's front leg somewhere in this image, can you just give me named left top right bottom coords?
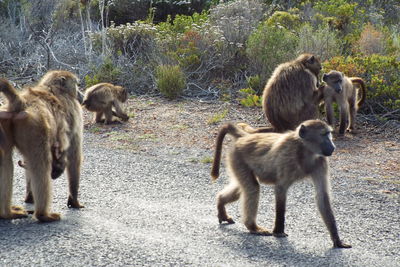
left=348, top=99, right=357, bottom=133
left=104, top=106, right=114, bottom=125
left=325, top=100, right=335, bottom=127
left=312, top=172, right=351, bottom=248
left=95, top=112, right=104, bottom=123
left=338, top=104, right=349, bottom=135
left=273, top=185, right=288, bottom=237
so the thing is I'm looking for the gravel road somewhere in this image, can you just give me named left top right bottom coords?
left=0, top=98, right=399, bottom=266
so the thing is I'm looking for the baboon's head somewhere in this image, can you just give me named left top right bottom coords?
left=116, top=86, right=128, bottom=103
left=323, top=70, right=344, bottom=93
left=39, top=70, right=83, bottom=103
left=298, top=54, right=322, bottom=77
left=298, top=120, right=335, bottom=157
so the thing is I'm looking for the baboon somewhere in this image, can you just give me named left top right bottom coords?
left=211, top=120, right=351, bottom=248
left=82, top=83, right=129, bottom=124
left=322, top=71, right=366, bottom=135
left=255, top=54, right=323, bottom=133
left=0, top=70, right=84, bottom=222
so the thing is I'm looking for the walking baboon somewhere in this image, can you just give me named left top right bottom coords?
left=322, top=71, right=366, bottom=135
left=211, top=120, right=351, bottom=248
left=0, top=70, right=84, bottom=222
left=258, top=54, right=323, bottom=133
left=82, top=83, right=129, bottom=124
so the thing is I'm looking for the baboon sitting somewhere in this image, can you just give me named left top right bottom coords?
left=82, top=83, right=129, bottom=124
left=0, top=70, right=84, bottom=222
left=322, top=70, right=366, bottom=135
left=211, top=120, right=351, bottom=248
left=253, top=54, right=323, bottom=133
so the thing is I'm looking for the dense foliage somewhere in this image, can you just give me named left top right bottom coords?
left=0, top=0, right=399, bottom=120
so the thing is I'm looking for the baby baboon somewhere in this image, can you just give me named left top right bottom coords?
left=211, top=120, right=351, bottom=248
left=82, top=83, right=129, bottom=124
left=322, top=70, right=366, bottom=135
left=260, top=54, right=323, bottom=133
left=0, top=70, right=84, bottom=222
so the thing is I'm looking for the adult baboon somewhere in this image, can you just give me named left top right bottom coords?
left=257, top=54, right=323, bottom=133
left=211, top=120, right=351, bottom=248
left=82, top=83, right=129, bottom=124
left=0, top=70, right=84, bottom=222
left=322, top=70, right=366, bottom=135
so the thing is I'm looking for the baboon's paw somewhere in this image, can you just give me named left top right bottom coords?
left=67, top=197, right=84, bottom=208
left=218, top=216, right=235, bottom=224
left=273, top=232, right=288, bottom=238
left=334, top=241, right=352, bottom=249
left=36, top=212, right=61, bottom=222
left=249, top=226, right=272, bottom=236
left=218, top=213, right=235, bottom=224
left=0, top=208, right=28, bottom=220
left=11, top=205, right=25, bottom=212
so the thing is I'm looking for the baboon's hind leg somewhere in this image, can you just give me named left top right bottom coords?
left=217, top=182, right=241, bottom=224
left=66, top=144, right=84, bottom=209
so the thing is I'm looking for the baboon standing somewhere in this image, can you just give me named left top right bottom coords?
left=82, top=83, right=129, bottom=124
left=211, top=120, right=351, bottom=248
left=322, top=70, right=366, bottom=135
left=0, top=70, right=84, bottom=222
left=259, top=54, right=323, bottom=133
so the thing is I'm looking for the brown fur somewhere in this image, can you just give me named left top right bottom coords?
left=322, top=71, right=366, bottom=135
left=261, top=54, right=323, bottom=132
left=0, top=70, right=84, bottom=222
left=82, top=83, right=129, bottom=124
left=211, top=120, right=351, bottom=248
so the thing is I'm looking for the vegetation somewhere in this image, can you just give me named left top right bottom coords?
left=0, top=0, right=399, bottom=120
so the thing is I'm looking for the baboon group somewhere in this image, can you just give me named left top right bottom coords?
left=0, top=53, right=362, bottom=249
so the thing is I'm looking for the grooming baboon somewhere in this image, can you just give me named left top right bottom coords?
left=211, top=120, right=351, bottom=248
left=82, top=83, right=129, bottom=124
left=255, top=54, right=323, bottom=133
left=322, top=71, right=366, bottom=135
left=0, top=70, right=84, bottom=222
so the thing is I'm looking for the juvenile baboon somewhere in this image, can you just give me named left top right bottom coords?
left=258, top=54, right=323, bottom=133
left=0, top=70, right=84, bottom=222
left=322, top=71, right=366, bottom=135
left=211, top=120, right=351, bottom=248
left=82, top=83, right=129, bottom=124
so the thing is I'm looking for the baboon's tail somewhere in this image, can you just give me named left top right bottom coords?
left=211, top=123, right=246, bottom=181
left=350, top=77, right=366, bottom=109
left=0, top=78, right=27, bottom=113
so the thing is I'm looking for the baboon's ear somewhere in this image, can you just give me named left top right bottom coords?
left=307, top=55, right=315, bottom=64
left=322, top=73, right=328, bottom=82
left=299, top=125, right=307, bottom=138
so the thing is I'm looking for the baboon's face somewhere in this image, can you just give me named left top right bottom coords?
left=117, top=86, right=128, bottom=102
left=323, top=71, right=344, bottom=93
left=299, top=120, right=335, bottom=157
left=300, top=54, right=322, bottom=76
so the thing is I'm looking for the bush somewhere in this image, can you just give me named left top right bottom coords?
left=297, top=23, right=342, bottom=61
left=266, top=11, right=301, bottom=30
left=356, top=23, right=387, bottom=55
left=84, top=57, right=121, bottom=87
left=246, top=23, right=298, bottom=84
left=155, top=65, right=186, bottom=99
left=323, top=55, right=400, bottom=119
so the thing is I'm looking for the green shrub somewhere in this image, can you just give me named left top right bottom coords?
left=246, top=23, right=298, bottom=84
left=238, top=88, right=262, bottom=107
left=323, top=55, right=400, bottom=118
left=155, top=65, right=186, bottom=99
left=85, top=58, right=121, bottom=87
left=266, top=11, right=301, bottom=30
